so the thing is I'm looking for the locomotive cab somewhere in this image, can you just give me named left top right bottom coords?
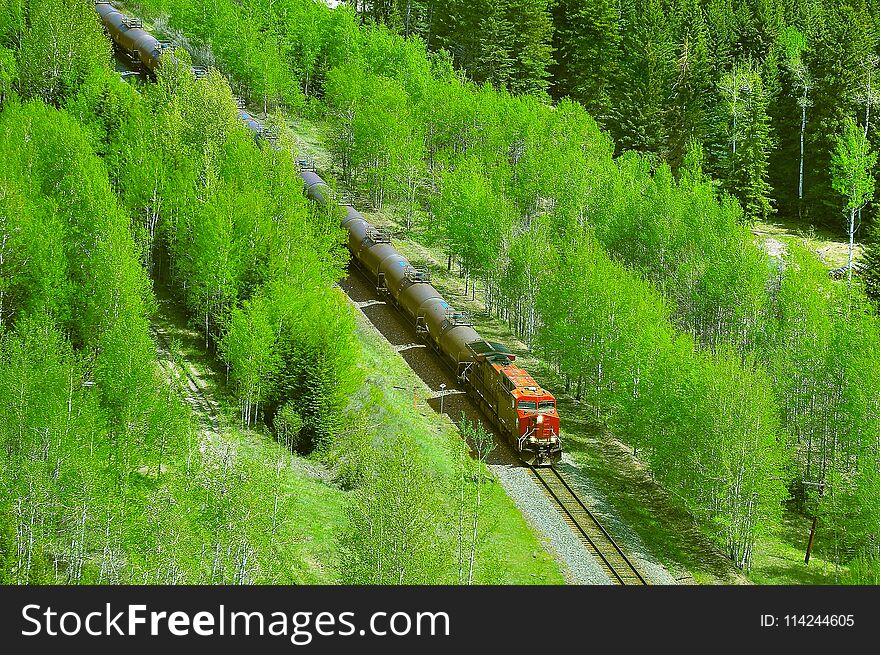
left=514, top=393, right=561, bottom=466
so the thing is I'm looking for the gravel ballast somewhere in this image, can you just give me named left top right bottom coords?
left=490, top=464, right=612, bottom=585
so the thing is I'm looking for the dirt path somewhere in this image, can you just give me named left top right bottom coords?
left=151, top=287, right=234, bottom=462
left=752, top=219, right=860, bottom=269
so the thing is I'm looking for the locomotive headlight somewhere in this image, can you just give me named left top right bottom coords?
left=536, top=414, right=544, bottom=425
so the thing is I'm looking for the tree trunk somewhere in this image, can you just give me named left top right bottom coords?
left=857, top=101, right=872, bottom=244
left=799, top=102, right=806, bottom=209
left=848, top=206, right=856, bottom=286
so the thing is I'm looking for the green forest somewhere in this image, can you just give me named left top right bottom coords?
left=1, top=0, right=880, bottom=585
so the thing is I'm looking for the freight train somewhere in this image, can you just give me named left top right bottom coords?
left=93, top=1, right=562, bottom=465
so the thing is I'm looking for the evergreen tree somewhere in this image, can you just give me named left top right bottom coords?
left=802, top=0, right=870, bottom=227
left=718, top=60, right=775, bottom=221
left=664, top=0, right=713, bottom=172
left=729, top=0, right=783, bottom=63
left=503, top=0, right=555, bottom=95
left=550, top=0, right=622, bottom=127
left=865, top=224, right=880, bottom=301
left=611, top=0, right=675, bottom=156
left=477, top=9, right=515, bottom=92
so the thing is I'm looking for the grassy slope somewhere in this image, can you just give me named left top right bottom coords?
left=153, top=286, right=347, bottom=583
left=753, top=218, right=862, bottom=269
left=282, top=114, right=847, bottom=584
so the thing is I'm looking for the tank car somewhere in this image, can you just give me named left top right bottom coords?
left=95, top=1, right=163, bottom=74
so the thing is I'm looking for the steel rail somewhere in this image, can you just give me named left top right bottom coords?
left=531, top=466, right=648, bottom=585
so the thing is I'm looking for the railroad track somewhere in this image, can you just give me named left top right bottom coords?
left=530, top=466, right=648, bottom=585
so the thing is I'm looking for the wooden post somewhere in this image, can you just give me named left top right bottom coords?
left=805, top=516, right=818, bottom=565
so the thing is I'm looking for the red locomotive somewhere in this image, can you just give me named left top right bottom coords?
left=464, top=340, right=561, bottom=465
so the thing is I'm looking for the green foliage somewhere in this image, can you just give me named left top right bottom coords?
left=801, top=0, right=875, bottom=227
left=865, top=224, right=880, bottom=300
left=664, top=0, right=713, bottom=172
left=0, top=101, right=188, bottom=582
left=551, top=0, right=622, bottom=127
left=0, top=0, right=25, bottom=48
left=611, top=0, right=675, bottom=155
left=843, top=552, right=880, bottom=584
left=17, top=0, right=112, bottom=105
left=338, top=434, right=452, bottom=583
left=144, top=0, right=880, bottom=574
left=0, top=91, right=352, bottom=584
left=363, top=0, right=555, bottom=95
left=219, top=295, right=282, bottom=427
left=103, top=58, right=358, bottom=453
left=437, top=155, right=512, bottom=289
left=274, top=402, right=304, bottom=452
left=555, top=0, right=880, bottom=230
left=0, top=45, right=15, bottom=105
left=831, top=116, right=877, bottom=211
left=325, top=62, right=425, bottom=210
left=718, top=59, right=775, bottom=221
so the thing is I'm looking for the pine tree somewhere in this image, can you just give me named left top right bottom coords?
left=416, top=0, right=553, bottom=94
left=802, top=0, right=869, bottom=227
left=719, top=60, right=775, bottom=221
left=550, top=0, right=622, bottom=127
left=864, top=224, right=880, bottom=301
left=504, top=0, right=554, bottom=95
left=729, top=0, right=783, bottom=63
left=664, top=0, right=713, bottom=172
left=477, top=10, right=515, bottom=91
left=611, top=0, right=675, bottom=156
